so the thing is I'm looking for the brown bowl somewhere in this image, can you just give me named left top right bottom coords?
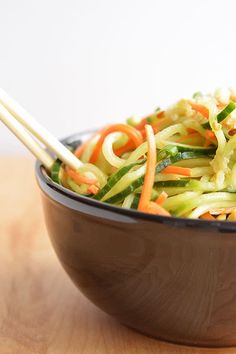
left=36, top=131, right=236, bottom=348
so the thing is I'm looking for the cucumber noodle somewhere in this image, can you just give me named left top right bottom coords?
left=51, top=88, right=236, bottom=221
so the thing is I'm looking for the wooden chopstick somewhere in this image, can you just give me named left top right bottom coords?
left=0, top=103, right=54, bottom=170
left=0, top=88, right=82, bottom=170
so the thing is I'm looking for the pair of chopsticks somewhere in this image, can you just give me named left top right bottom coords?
left=0, top=88, right=82, bottom=170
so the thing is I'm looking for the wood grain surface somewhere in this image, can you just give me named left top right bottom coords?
left=0, top=156, right=235, bottom=354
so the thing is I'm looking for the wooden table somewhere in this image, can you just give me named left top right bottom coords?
left=1, top=156, right=235, bottom=354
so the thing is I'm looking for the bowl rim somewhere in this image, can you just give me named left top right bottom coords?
left=35, top=130, right=236, bottom=231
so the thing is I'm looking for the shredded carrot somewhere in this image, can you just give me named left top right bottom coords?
left=140, top=125, right=158, bottom=138
left=190, top=102, right=209, bottom=119
left=66, top=166, right=97, bottom=185
left=89, top=124, right=143, bottom=164
left=176, top=132, right=200, bottom=143
left=200, top=212, right=215, bottom=220
left=87, top=185, right=99, bottom=194
left=205, top=129, right=216, bottom=141
left=145, top=201, right=170, bottom=216
left=139, top=129, right=146, bottom=138
left=135, top=118, right=148, bottom=131
left=187, top=127, right=196, bottom=134
left=202, top=130, right=217, bottom=147
left=204, top=139, right=211, bottom=147
left=162, top=166, right=192, bottom=177
left=204, top=129, right=217, bottom=147
left=180, top=129, right=215, bottom=147
left=157, top=111, right=165, bottom=118
left=74, top=142, right=86, bottom=158
left=114, top=139, right=135, bottom=156
left=155, top=191, right=168, bottom=206
left=135, top=111, right=165, bottom=131
left=138, top=125, right=156, bottom=211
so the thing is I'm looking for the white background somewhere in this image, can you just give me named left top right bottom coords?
left=1, top=0, right=236, bottom=153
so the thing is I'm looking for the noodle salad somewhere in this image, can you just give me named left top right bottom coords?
left=51, top=88, right=236, bottom=221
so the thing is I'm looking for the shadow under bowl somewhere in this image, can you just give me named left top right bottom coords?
left=35, top=130, right=236, bottom=348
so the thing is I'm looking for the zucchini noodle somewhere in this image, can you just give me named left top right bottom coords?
left=189, top=201, right=236, bottom=219
left=191, top=166, right=213, bottom=178
left=102, top=163, right=146, bottom=202
left=76, top=163, right=107, bottom=187
left=122, top=193, right=135, bottom=208
left=50, top=88, right=236, bottom=221
left=175, top=192, right=236, bottom=217
left=102, top=132, right=125, bottom=168
left=80, top=135, right=100, bottom=163
left=175, top=158, right=211, bottom=167
left=207, top=100, right=227, bottom=188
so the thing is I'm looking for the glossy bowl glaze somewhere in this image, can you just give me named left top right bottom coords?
left=36, top=131, right=236, bottom=347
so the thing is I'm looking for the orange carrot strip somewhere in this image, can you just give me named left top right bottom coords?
left=74, top=144, right=86, bottom=158
left=140, top=125, right=158, bottom=138
left=187, top=128, right=196, bottom=133
left=204, top=130, right=217, bottom=147
left=114, top=139, right=135, bottom=156
left=176, top=132, right=200, bottom=143
left=157, top=111, right=165, bottom=118
left=162, top=166, right=192, bottom=177
left=66, top=166, right=97, bottom=185
left=204, top=139, right=211, bottom=147
left=190, top=102, right=209, bottom=119
left=155, top=191, right=168, bottom=206
left=138, top=125, right=156, bottom=211
left=87, top=185, right=99, bottom=194
left=135, top=118, right=147, bottom=130
left=89, top=124, right=143, bottom=164
left=205, top=129, right=216, bottom=141
left=200, top=212, right=215, bottom=220
left=135, top=111, right=165, bottom=131
left=74, top=131, right=101, bottom=158
left=144, top=201, right=170, bottom=216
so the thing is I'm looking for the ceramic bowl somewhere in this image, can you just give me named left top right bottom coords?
left=35, top=131, right=236, bottom=347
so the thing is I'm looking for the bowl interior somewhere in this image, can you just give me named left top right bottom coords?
left=36, top=130, right=236, bottom=233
